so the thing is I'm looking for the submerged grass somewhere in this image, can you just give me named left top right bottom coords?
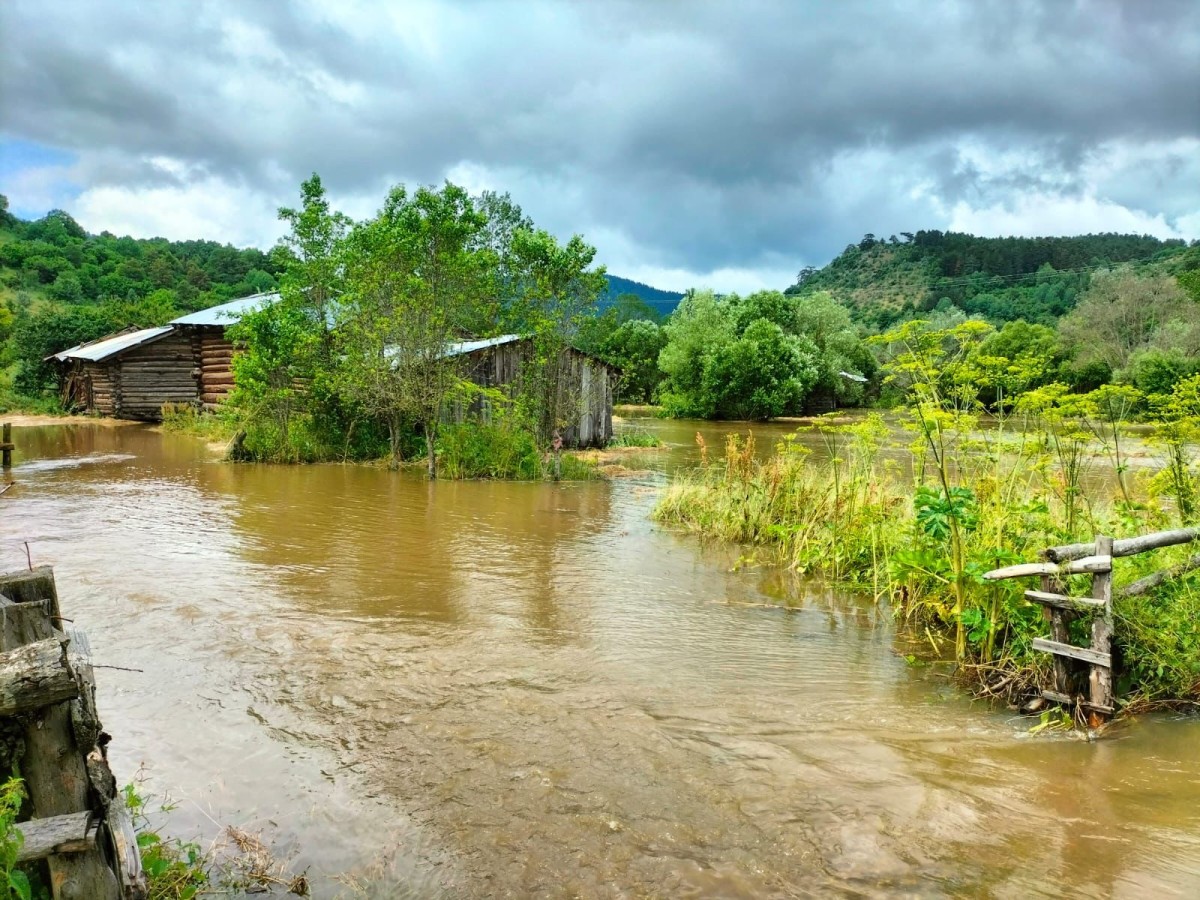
left=653, top=419, right=1200, bottom=710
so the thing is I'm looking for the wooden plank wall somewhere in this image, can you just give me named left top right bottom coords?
left=113, top=331, right=199, bottom=420
left=457, top=341, right=613, bottom=448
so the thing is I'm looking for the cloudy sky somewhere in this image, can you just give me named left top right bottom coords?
left=1, top=0, right=1198, bottom=292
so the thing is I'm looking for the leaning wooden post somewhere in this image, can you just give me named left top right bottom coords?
left=1, top=422, right=12, bottom=468
left=1088, top=534, right=1115, bottom=725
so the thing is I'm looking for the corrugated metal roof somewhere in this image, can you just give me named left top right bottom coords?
left=170, top=292, right=279, bottom=327
left=52, top=326, right=175, bottom=362
left=444, top=334, right=523, bottom=357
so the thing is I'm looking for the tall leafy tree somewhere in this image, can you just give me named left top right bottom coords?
left=340, top=183, right=491, bottom=474
left=506, top=229, right=608, bottom=441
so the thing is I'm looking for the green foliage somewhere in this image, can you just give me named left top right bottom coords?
left=123, top=783, right=208, bottom=900
left=787, top=229, right=1184, bottom=327
left=0, top=777, right=34, bottom=900
left=601, top=319, right=667, bottom=404
left=1059, top=270, right=1197, bottom=377
left=0, top=202, right=282, bottom=404
left=705, top=319, right=818, bottom=420
left=657, top=289, right=865, bottom=420
left=607, top=428, right=662, bottom=448
left=339, top=182, right=492, bottom=473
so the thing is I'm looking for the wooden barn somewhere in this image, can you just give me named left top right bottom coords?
left=448, top=335, right=615, bottom=448
left=52, top=292, right=278, bottom=420
left=53, top=326, right=201, bottom=420
left=170, top=292, right=278, bottom=410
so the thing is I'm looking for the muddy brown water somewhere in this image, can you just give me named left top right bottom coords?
left=2, top=420, right=1199, bottom=898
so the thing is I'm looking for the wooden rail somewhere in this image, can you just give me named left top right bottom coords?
left=0, top=567, right=146, bottom=899
left=985, top=527, right=1200, bottom=726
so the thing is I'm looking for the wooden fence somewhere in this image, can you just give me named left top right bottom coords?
left=0, top=566, right=146, bottom=899
left=984, top=526, right=1200, bottom=727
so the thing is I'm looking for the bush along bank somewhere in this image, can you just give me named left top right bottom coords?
left=653, top=328, right=1200, bottom=715
left=162, top=402, right=600, bottom=482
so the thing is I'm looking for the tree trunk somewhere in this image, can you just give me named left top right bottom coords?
left=425, top=424, right=437, bottom=480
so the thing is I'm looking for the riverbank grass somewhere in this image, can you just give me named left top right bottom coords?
left=654, top=422, right=1200, bottom=710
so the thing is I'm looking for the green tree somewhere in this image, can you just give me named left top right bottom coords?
left=227, top=175, right=350, bottom=460
left=506, top=228, right=608, bottom=442
left=602, top=319, right=667, bottom=403
left=340, top=183, right=491, bottom=474
left=658, top=290, right=737, bottom=417
left=706, top=319, right=819, bottom=420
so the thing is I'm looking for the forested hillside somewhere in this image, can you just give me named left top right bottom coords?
left=0, top=195, right=283, bottom=403
left=786, top=230, right=1200, bottom=327
left=601, top=274, right=683, bottom=317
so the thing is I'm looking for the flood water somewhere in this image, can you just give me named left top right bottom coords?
left=2, top=420, right=1200, bottom=898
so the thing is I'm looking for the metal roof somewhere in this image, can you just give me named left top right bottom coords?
left=170, top=292, right=279, bottom=327
left=52, top=326, right=175, bottom=362
left=444, top=334, right=523, bottom=357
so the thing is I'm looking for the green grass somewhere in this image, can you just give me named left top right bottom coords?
left=607, top=428, right=664, bottom=448
left=653, top=427, right=1200, bottom=710
left=437, top=421, right=597, bottom=480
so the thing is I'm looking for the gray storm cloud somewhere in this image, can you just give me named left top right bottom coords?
left=1, top=0, right=1197, bottom=281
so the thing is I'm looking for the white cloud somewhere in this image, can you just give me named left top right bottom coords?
left=71, top=175, right=282, bottom=247
left=947, top=193, right=1190, bottom=241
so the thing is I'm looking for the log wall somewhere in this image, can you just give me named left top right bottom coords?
left=114, top=330, right=200, bottom=420
left=188, top=326, right=237, bottom=410
left=62, top=363, right=117, bottom=417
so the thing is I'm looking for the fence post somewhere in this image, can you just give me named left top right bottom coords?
left=1, top=422, right=12, bottom=468
left=1040, top=572, right=1071, bottom=696
left=1088, top=534, right=1115, bottom=724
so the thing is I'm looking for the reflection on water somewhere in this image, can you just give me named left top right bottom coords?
left=1, top=422, right=1199, bottom=897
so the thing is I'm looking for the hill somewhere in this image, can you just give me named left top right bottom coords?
left=602, top=274, right=684, bottom=318
left=786, top=230, right=1198, bottom=328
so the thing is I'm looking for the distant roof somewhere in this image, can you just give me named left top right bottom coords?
left=444, top=334, right=523, bottom=357
left=839, top=370, right=868, bottom=383
left=170, top=292, right=279, bottom=327
left=52, top=326, right=174, bottom=363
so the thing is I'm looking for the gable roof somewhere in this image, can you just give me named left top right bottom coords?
left=170, top=292, right=280, bottom=327
left=51, top=326, right=175, bottom=363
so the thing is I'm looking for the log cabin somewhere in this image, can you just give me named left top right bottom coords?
left=52, top=292, right=278, bottom=420
left=53, top=326, right=201, bottom=420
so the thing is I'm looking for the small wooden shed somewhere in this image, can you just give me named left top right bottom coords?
left=449, top=335, right=615, bottom=448
left=53, top=326, right=200, bottom=420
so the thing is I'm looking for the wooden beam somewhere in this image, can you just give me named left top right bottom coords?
left=0, top=566, right=62, bottom=620
left=984, top=562, right=1059, bottom=581
left=0, top=638, right=78, bottom=716
left=1120, top=554, right=1200, bottom=598
left=1063, top=554, right=1112, bottom=575
left=1044, top=527, right=1200, bottom=562
left=15, top=812, right=97, bottom=862
left=1032, top=637, right=1111, bottom=667
left=1024, top=590, right=1104, bottom=611
left=984, top=555, right=1110, bottom=581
